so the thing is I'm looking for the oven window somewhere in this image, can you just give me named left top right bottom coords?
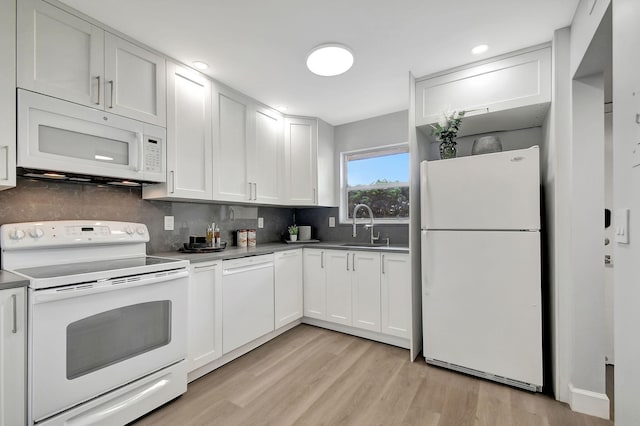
left=66, top=301, right=171, bottom=380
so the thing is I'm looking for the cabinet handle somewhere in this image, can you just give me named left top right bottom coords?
left=248, top=182, right=253, bottom=200
left=464, top=107, right=489, bottom=117
left=313, top=188, right=316, bottom=204
left=95, top=76, right=101, bottom=105
left=11, top=294, right=17, bottom=334
left=346, top=253, right=350, bottom=271
left=382, top=255, right=385, bottom=274
left=108, top=80, right=114, bottom=108
left=254, top=183, right=257, bottom=200
left=170, top=171, right=175, bottom=193
left=352, top=253, right=356, bottom=271
left=321, top=252, right=324, bottom=268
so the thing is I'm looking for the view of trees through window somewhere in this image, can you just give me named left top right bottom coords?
left=344, top=147, right=409, bottom=220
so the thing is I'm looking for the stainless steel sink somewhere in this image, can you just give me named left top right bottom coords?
left=340, top=243, right=392, bottom=249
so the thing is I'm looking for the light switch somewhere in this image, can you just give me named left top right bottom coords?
left=614, top=209, right=629, bottom=244
left=258, top=217, right=264, bottom=228
left=329, top=217, right=335, bottom=227
left=164, top=216, right=174, bottom=231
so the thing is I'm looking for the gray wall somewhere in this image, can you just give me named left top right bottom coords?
left=0, top=178, right=294, bottom=253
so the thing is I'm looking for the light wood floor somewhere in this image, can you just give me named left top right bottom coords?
left=134, top=325, right=612, bottom=426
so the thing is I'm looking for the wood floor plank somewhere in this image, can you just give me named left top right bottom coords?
left=133, top=325, right=613, bottom=426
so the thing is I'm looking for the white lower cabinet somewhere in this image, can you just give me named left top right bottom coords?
left=0, top=287, right=26, bottom=426
left=303, top=249, right=326, bottom=320
left=275, top=249, right=303, bottom=328
left=351, top=252, right=382, bottom=332
left=381, top=253, right=411, bottom=339
left=187, top=261, right=223, bottom=372
left=325, top=250, right=353, bottom=325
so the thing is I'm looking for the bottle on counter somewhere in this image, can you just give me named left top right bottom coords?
left=214, top=225, right=221, bottom=247
left=206, top=224, right=213, bottom=246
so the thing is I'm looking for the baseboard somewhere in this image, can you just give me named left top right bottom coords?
left=302, top=317, right=410, bottom=350
left=568, top=383, right=610, bottom=419
left=187, top=320, right=301, bottom=383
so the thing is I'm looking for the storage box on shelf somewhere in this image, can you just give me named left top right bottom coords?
left=415, top=45, right=551, bottom=141
left=17, top=0, right=166, bottom=126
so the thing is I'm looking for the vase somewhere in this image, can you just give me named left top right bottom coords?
left=471, top=135, right=503, bottom=155
left=439, top=141, right=457, bottom=159
left=290, top=234, right=297, bottom=242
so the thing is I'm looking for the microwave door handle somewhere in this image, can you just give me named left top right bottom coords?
left=137, top=133, right=144, bottom=172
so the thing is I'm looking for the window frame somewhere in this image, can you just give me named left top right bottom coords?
left=339, top=143, right=410, bottom=225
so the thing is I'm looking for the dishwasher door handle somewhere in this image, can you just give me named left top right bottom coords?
left=223, top=262, right=273, bottom=276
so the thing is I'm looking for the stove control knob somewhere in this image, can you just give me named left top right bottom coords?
left=136, top=227, right=146, bottom=235
left=29, top=228, right=44, bottom=239
left=9, top=229, right=26, bottom=240
left=125, top=226, right=135, bottom=235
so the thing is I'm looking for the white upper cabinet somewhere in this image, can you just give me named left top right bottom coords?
left=284, top=117, right=318, bottom=205
left=415, top=46, right=551, bottom=136
left=250, top=106, right=284, bottom=204
left=144, top=62, right=212, bottom=201
left=104, top=33, right=166, bottom=126
left=17, top=0, right=166, bottom=126
left=212, top=85, right=251, bottom=203
left=0, top=0, right=16, bottom=190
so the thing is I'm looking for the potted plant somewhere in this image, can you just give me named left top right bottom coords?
left=288, top=225, right=299, bottom=242
left=431, top=110, right=465, bottom=159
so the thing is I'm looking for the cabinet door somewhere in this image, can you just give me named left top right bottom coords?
left=104, top=32, right=166, bottom=126
left=303, top=249, right=326, bottom=319
left=151, top=62, right=212, bottom=200
left=251, top=106, right=284, bottom=204
left=325, top=250, right=352, bottom=326
left=213, top=85, right=251, bottom=202
left=0, top=0, right=16, bottom=190
left=351, top=251, right=381, bottom=332
left=284, top=117, right=317, bottom=205
left=275, top=249, right=303, bottom=328
left=415, top=47, right=551, bottom=127
left=187, top=262, right=222, bottom=372
left=381, top=253, right=411, bottom=338
left=17, top=0, right=104, bottom=107
left=0, top=287, right=26, bottom=426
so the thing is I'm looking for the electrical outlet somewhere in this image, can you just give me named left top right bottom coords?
left=329, top=217, right=335, bottom=227
left=258, top=217, right=264, bottom=228
left=164, top=216, right=174, bottom=231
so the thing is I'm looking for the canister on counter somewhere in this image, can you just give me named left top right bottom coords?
left=248, top=229, right=256, bottom=247
left=237, top=229, right=248, bottom=248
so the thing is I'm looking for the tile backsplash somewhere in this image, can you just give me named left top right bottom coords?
left=0, top=179, right=409, bottom=255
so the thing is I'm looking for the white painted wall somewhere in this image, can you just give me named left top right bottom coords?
left=334, top=110, right=408, bottom=153
left=612, top=0, right=640, bottom=423
left=570, top=0, right=612, bottom=77
left=544, top=27, right=572, bottom=403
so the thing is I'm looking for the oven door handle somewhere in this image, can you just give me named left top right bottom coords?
left=32, top=269, right=189, bottom=304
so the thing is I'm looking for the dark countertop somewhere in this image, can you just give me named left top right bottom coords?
left=153, top=241, right=409, bottom=264
left=0, top=270, right=29, bottom=290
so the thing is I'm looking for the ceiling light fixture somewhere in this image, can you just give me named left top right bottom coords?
left=306, top=43, right=354, bottom=77
left=471, top=44, right=489, bottom=55
left=192, top=61, right=209, bottom=70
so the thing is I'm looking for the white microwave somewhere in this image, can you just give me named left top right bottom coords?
left=17, top=90, right=166, bottom=183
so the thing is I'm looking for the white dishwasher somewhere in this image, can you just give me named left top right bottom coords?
left=222, top=254, right=275, bottom=353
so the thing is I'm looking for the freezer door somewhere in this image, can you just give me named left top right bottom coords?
left=420, top=146, right=540, bottom=230
left=421, top=229, right=542, bottom=387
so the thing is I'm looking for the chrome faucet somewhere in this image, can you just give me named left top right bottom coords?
left=352, top=203, right=380, bottom=244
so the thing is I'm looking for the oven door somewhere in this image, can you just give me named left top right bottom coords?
left=29, top=269, right=188, bottom=423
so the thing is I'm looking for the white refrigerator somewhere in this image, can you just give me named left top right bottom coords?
left=420, top=146, right=543, bottom=391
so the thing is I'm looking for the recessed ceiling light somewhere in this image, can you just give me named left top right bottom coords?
left=306, top=43, right=354, bottom=77
left=274, top=105, right=288, bottom=112
left=192, top=61, right=209, bottom=70
left=471, top=44, right=489, bottom=55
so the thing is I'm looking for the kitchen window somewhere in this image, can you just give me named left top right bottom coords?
left=341, top=144, right=409, bottom=224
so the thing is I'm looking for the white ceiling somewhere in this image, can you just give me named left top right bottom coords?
left=58, top=0, right=578, bottom=126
